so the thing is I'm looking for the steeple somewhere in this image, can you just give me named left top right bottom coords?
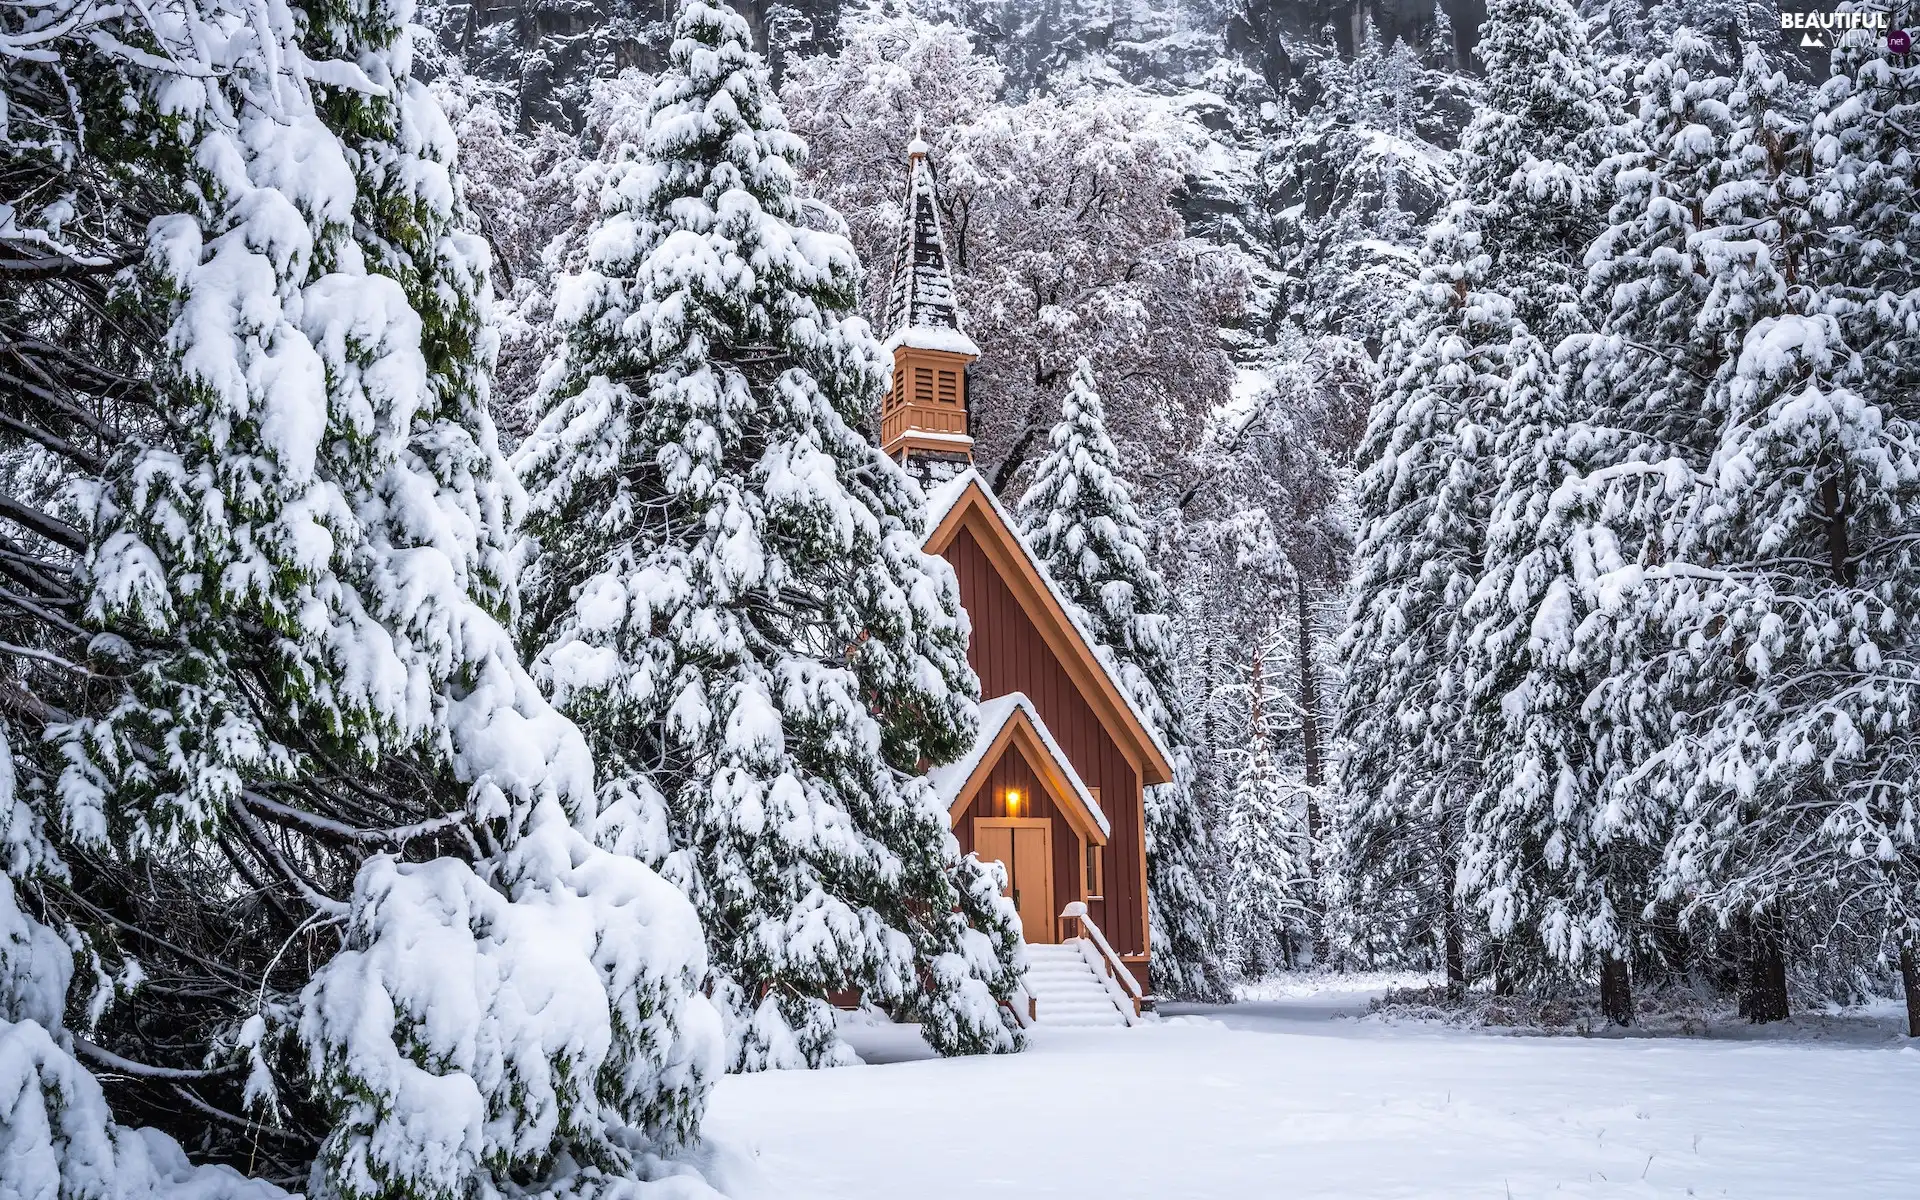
left=879, top=134, right=979, bottom=468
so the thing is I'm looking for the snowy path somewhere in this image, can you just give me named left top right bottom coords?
left=706, top=984, right=1920, bottom=1199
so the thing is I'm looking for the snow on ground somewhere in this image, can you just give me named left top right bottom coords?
left=707, top=978, right=1920, bottom=1199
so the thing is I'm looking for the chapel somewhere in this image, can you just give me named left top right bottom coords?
left=877, top=137, right=1172, bottom=999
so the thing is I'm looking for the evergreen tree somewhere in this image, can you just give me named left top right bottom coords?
left=7, top=0, right=727, bottom=1194
left=1574, top=29, right=1743, bottom=459
left=1335, top=5, right=1613, bottom=995
left=1643, top=31, right=1920, bottom=1027
left=1337, top=209, right=1519, bottom=996
left=515, top=0, right=1023, bottom=1069
left=1017, top=358, right=1228, bottom=1001
left=1815, top=16, right=1920, bottom=1034
left=1223, top=699, right=1315, bottom=981
left=1450, top=28, right=1736, bottom=1019
left=1556, top=39, right=1756, bottom=967
left=1458, top=326, right=1666, bottom=1023
left=1426, top=3, right=1459, bottom=71
left=1460, top=0, right=1619, bottom=341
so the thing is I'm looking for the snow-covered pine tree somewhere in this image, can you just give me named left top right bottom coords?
left=1335, top=1, right=1612, bottom=995
left=1426, top=2, right=1459, bottom=71
left=1336, top=207, right=1519, bottom=996
left=1459, top=0, right=1619, bottom=342
left=1402, top=0, right=1625, bottom=1004
left=1336, top=0, right=1606, bottom=970
left=1223, top=656, right=1315, bottom=982
left=1015, top=357, right=1228, bottom=1001
left=1458, top=323, right=1668, bottom=1023
left=1616, top=31, right=1920, bottom=1027
left=8, top=0, right=728, bottom=1195
left=1574, top=29, right=1742, bottom=457
left=1812, top=14, right=1920, bottom=1034
left=1645, top=0, right=1786, bottom=71
left=515, top=0, right=1023, bottom=1069
left=1448, top=25, right=1734, bottom=1020
left=1556, top=40, right=1754, bottom=985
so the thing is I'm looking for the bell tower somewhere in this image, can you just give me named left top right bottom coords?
left=878, top=135, right=979, bottom=470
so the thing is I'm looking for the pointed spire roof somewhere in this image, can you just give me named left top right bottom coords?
left=881, top=136, right=980, bottom=358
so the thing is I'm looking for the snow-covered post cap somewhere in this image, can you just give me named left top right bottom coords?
left=907, top=135, right=932, bottom=158
left=1060, top=900, right=1088, bottom=919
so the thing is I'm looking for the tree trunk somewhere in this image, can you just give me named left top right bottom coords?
left=1438, top=814, right=1465, bottom=1000
left=989, top=415, right=1046, bottom=495
left=1295, top=580, right=1329, bottom=964
left=1490, top=939, right=1516, bottom=997
left=1743, top=911, right=1790, bottom=1023
left=1600, top=955, right=1633, bottom=1027
left=1296, top=581, right=1323, bottom=798
left=1901, top=943, right=1920, bottom=1039
left=1442, top=901, right=1466, bottom=1000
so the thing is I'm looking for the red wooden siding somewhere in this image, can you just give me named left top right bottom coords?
left=944, top=526, right=1146, bottom=958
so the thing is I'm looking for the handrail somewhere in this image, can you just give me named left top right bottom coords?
left=1059, top=901, right=1143, bottom=1003
left=1004, top=978, right=1036, bottom=1029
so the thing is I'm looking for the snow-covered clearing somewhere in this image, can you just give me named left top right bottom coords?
left=708, top=979, right=1920, bottom=1199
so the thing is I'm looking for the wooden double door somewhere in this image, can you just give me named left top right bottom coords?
left=973, top=817, right=1055, bottom=943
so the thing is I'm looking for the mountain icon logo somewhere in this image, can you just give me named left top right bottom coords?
left=1801, top=31, right=1827, bottom=47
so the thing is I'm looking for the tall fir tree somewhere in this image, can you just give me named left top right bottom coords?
left=1016, top=358, right=1228, bottom=1001
left=1337, top=0, right=1615, bottom=994
left=1813, top=14, right=1920, bottom=1034
left=1224, top=737, right=1314, bottom=981
left=1642, top=32, right=1920, bottom=1026
left=1459, top=0, right=1619, bottom=342
left=1458, top=326, right=1665, bottom=1023
left=1337, top=209, right=1519, bottom=995
left=1552, top=40, right=1755, bottom=1012
left=1404, top=0, right=1626, bottom=999
left=514, top=0, right=1023, bottom=1069
left=1450, top=26, right=1725, bottom=1020
left=1221, top=640, right=1316, bottom=979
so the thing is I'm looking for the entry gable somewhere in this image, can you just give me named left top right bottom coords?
left=929, top=694, right=1109, bottom=846
left=922, top=471, right=1174, bottom=787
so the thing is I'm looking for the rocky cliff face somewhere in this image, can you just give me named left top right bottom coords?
left=421, top=0, right=851, bottom=128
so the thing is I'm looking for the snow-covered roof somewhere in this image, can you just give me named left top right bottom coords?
left=923, top=468, right=976, bottom=533
left=880, top=140, right=972, bottom=349
left=929, top=693, right=1110, bottom=838
left=881, top=323, right=981, bottom=359
left=921, top=470, right=1176, bottom=781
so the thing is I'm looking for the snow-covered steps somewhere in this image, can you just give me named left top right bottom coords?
left=1023, top=941, right=1135, bottom=1027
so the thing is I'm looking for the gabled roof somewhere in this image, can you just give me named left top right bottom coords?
left=879, top=139, right=980, bottom=358
left=924, top=470, right=1174, bottom=787
left=931, top=693, right=1109, bottom=843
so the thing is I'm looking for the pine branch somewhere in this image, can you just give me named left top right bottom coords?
left=0, top=495, right=84, bottom=552
left=240, top=789, right=468, bottom=847
left=74, top=1036, right=241, bottom=1080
